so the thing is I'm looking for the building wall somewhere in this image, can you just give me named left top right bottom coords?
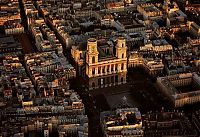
left=190, top=22, right=200, bottom=37
left=175, top=93, right=200, bottom=107
left=5, top=27, right=24, bottom=35
left=128, top=53, right=164, bottom=77
left=137, top=4, right=162, bottom=20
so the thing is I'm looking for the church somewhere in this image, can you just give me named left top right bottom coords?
left=71, top=37, right=128, bottom=90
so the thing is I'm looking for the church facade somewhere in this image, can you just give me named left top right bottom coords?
left=71, top=37, right=127, bottom=90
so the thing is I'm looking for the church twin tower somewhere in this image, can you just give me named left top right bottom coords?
left=86, top=37, right=127, bottom=65
left=86, top=38, right=99, bottom=64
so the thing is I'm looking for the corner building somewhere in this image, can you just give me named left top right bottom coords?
left=72, top=37, right=127, bottom=90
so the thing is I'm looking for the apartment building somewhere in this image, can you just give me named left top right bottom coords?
left=100, top=108, right=143, bottom=137
left=156, top=73, right=200, bottom=107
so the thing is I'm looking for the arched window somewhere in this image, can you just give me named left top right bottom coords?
left=92, top=56, right=95, bottom=63
left=122, top=53, right=124, bottom=58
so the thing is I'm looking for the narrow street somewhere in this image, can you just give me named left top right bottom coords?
left=15, top=33, right=36, bottom=54
left=17, top=0, right=38, bottom=54
left=128, top=68, right=173, bottom=113
left=69, top=77, right=103, bottom=137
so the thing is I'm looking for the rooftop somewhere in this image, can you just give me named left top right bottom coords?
left=158, top=73, right=200, bottom=99
left=101, top=107, right=142, bottom=127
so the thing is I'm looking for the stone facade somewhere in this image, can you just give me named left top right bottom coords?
left=72, top=37, right=128, bottom=90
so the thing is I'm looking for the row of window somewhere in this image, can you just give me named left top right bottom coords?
left=92, top=63, right=126, bottom=75
left=5, top=27, right=24, bottom=35
left=0, top=47, right=21, bottom=52
left=176, top=96, right=200, bottom=107
left=91, top=54, right=126, bottom=64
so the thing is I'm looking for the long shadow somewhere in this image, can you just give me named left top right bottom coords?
left=128, top=68, right=173, bottom=113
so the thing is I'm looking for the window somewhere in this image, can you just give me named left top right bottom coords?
left=92, top=56, right=95, bottom=63
left=121, top=77, right=123, bottom=83
left=115, top=64, right=118, bottom=71
left=98, top=67, right=101, bottom=74
left=98, top=79, right=101, bottom=86
left=122, top=53, right=124, bottom=58
left=80, top=53, right=82, bottom=59
left=102, top=66, right=105, bottom=73
left=107, top=77, right=110, bottom=84
left=92, top=68, right=95, bottom=75
left=92, top=82, right=95, bottom=88
left=111, top=64, right=114, bottom=72
left=107, top=49, right=109, bottom=55
left=111, top=76, right=114, bottom=83
left=122, top=43, right=124, bottom=47
left=115, top=75, right=118, bottom=82
left=121, top=63, right=124, bottom=70
left=107, top=65, right=110, bottom=72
